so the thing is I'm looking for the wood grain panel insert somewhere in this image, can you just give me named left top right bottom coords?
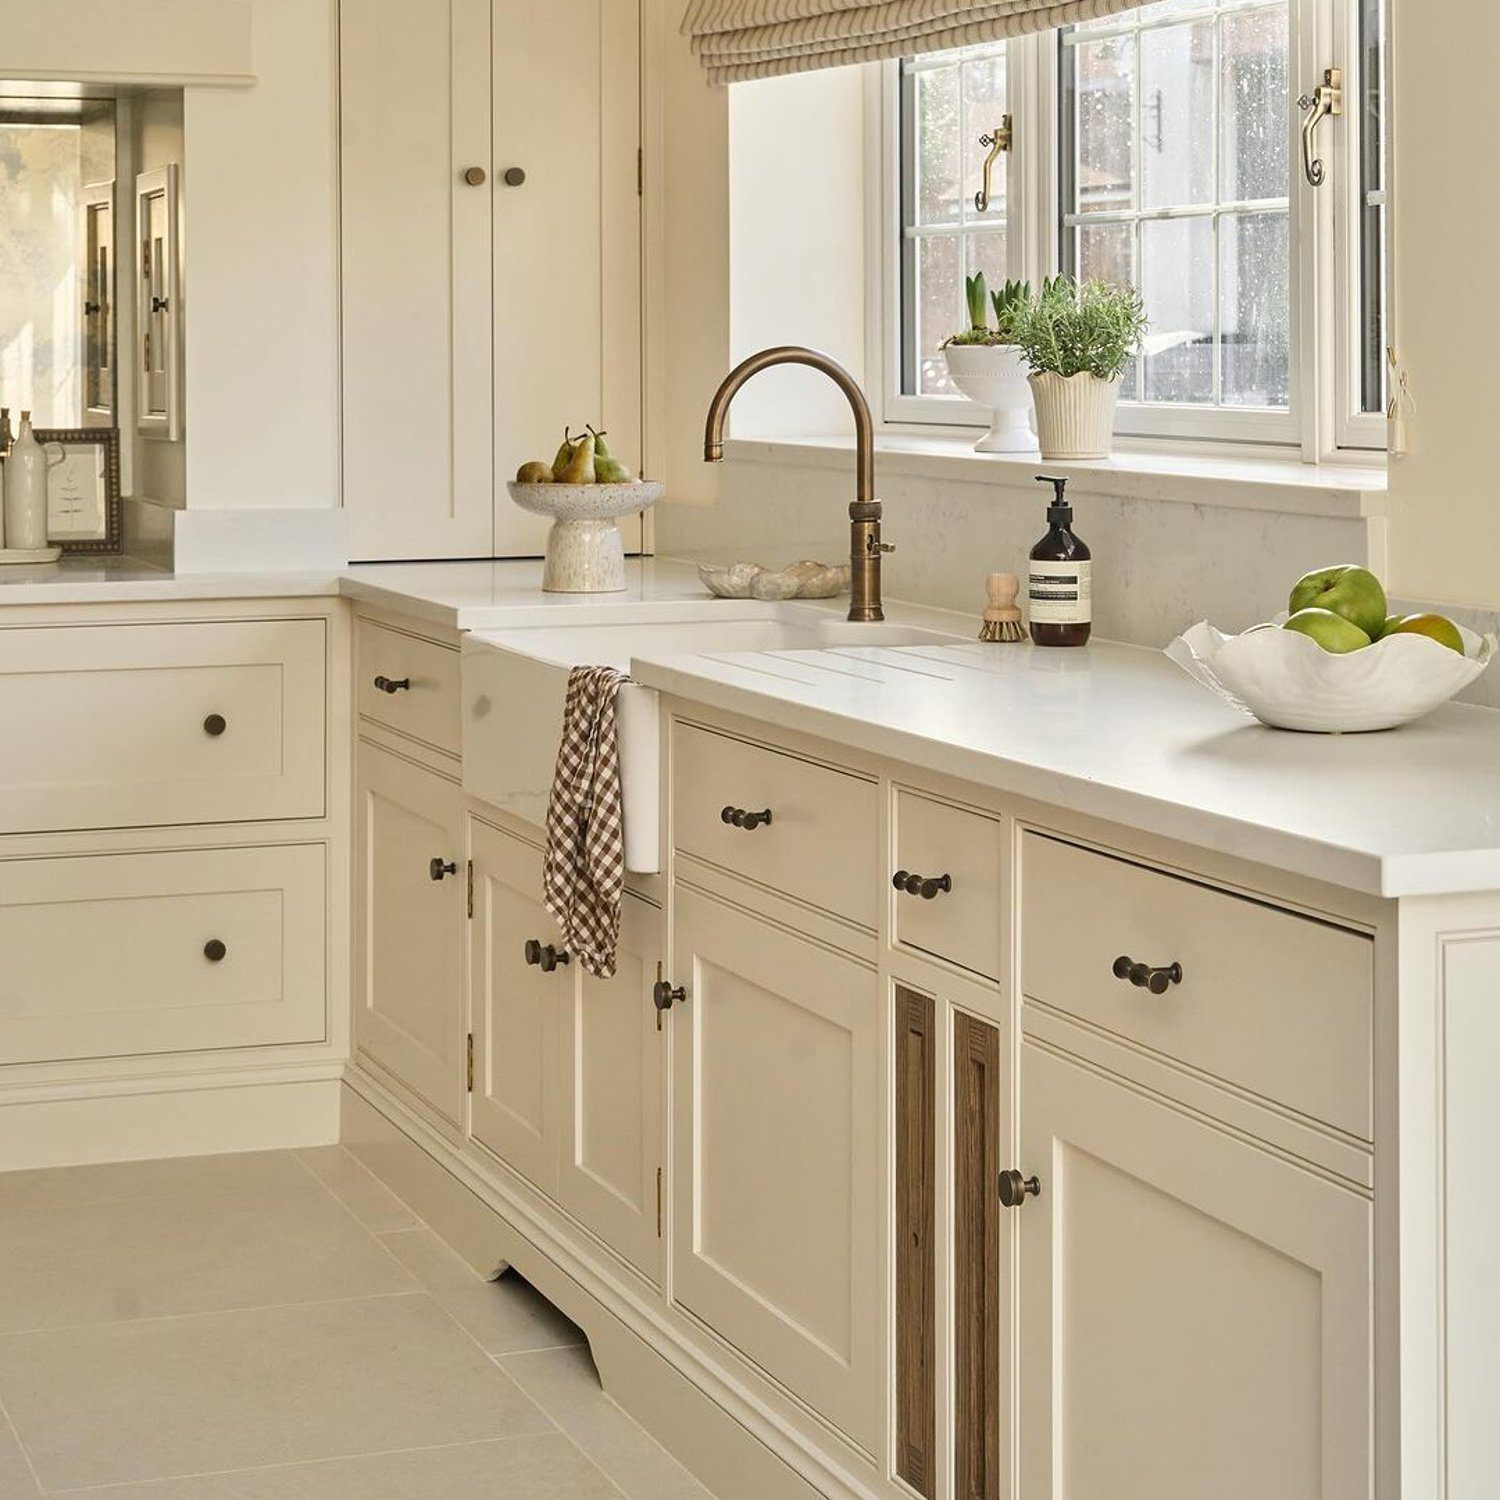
left=955, top=1009, right=1001, bottom=1500
left=895, top=985, right=936, bottom=1497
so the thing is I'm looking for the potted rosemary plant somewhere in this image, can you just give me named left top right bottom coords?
left=1013, top=277, right=1147, bottom=460
left=941, top=274, right=1034, bottom=453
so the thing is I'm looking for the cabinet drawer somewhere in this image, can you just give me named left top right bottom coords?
left=0, top=843, right=326, bottom=1065
left=357, top=618, right=460, bottom=756
left=673, top=722, right=877, bottom=928
left=0, top=618, right=325, bottom=833
left=892, top=790, right=1004, bottom=981
left=1021, top=833, right=1372, bottom=1139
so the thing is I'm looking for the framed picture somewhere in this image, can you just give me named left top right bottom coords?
left=34, top=427, right=122, bottom=554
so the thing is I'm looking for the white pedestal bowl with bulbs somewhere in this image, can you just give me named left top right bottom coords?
left=942, top=345, right=1035, bottom=453
left=507, top=480, right=663, bottom=593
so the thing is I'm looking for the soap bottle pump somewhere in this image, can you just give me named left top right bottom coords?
left=1028, top=474, right=1091, bottom=647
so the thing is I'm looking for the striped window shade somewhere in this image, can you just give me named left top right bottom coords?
left=682, top=0, right=1152, bottom=81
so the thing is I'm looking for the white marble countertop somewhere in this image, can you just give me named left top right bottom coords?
left=630, top=635, right=1500, bottom=900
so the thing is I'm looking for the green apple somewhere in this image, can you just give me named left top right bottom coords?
left=1378, top=614, right=1403, bottom=639
left=1283, top=608, right=1372, bottom=654
left=1288, top=565, right=1388, bottom=640
left=1384, top=612, right=1466, bottom=654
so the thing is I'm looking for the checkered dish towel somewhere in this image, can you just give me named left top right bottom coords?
left=542, top=665, right=630, bottom=979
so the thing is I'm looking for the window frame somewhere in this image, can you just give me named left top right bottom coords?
left=873, top=0, right=1389, bottom=459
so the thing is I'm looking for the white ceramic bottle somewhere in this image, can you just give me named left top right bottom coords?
left=4, top=412, right=52, bottom=551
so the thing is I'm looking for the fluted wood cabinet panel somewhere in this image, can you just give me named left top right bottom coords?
left=955, top=1009, right=1002, bottom=1500
left=894, top=985, right=936, bottom=1498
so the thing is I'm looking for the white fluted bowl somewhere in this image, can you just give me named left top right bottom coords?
left=943, top=345, right=1035, bottom=453
left=506, top=480, right=663, bottom=593
left=1165, top=617, right=1496, bottom=733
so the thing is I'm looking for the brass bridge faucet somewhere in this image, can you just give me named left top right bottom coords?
left=702, top=346, right=891, bottom=623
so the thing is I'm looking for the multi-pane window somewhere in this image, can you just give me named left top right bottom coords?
left=892, top=0, right=1389, bottom=452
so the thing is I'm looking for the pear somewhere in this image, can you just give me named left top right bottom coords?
left=551, top=429, right=578, bottom=480
left=556, top=431, right=596, bottom=485
left=590, top=427, right=633, bottom=484
left=515, top=460, right=553, bottom=484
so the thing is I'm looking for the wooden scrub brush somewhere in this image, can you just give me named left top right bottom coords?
left=979, top=572, right=1026, bottom=643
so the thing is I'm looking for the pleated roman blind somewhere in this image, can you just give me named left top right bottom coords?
left=682, top=0, right=1151, bottom=81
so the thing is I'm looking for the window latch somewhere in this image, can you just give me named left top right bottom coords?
left=974, top=117, right=1012, bottom=213
left=1297, top=68, right=1343, bottom=188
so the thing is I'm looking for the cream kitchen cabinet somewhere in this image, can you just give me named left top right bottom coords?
left=468, top=813, right=664, bottom=1281
left=353, top=740, right=468, bottom=1132
left=1015, top=1039, right=1372, bottom=1500
left=668, top=881, right=884, bottom=1456
left=339, top=0, right=643, bottom=562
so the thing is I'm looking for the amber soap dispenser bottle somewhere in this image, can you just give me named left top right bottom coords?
left=1028, top=474, right=1091, bottom=647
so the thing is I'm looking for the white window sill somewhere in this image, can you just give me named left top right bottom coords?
left=719, top=431, right=1388, bottom=522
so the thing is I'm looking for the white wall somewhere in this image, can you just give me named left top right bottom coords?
left=183, top=0, right=341, bottom=511
left=726, top=67, right=868, bottom=439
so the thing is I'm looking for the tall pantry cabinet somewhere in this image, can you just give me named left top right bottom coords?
left=340, top=0, right=644, bottom=561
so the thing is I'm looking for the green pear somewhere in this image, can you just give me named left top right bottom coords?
left=551, top=429, right=578, bottom=479
left=556, top=431, right=596, bottom=485
left=515, top=460, right=553, bottom=484
left=590, top=427, right=632, bottom=484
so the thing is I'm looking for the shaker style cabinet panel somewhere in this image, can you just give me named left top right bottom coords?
left=669, top=884, right=884, bottom=1454
left=0, top=843, right=325, bottom=1065
left=1017, top=1041, right=1372, bottom=1500
left=339, top=0, right=643, bottom=562
left=354, top=743, right=467, bottom=1129
left=0, top=618, right=326, bottom=834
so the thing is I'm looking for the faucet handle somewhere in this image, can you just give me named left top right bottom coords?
left=866, top=534, right=896, bottom=556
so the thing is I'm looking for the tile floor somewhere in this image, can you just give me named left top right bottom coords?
left=0, top=1147, right=713, bottom=1499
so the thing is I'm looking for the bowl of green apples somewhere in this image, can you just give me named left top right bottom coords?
left=1165, top=565, right=1495, bottom=732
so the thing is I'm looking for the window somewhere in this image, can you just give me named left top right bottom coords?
left=888, top=0, right=1388, bottom=453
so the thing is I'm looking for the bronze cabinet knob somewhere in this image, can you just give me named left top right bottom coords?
left=463, top=165, right=487, bottom=186
left=653, top=978, right=686, bottom=1011
left=429, top=857, right=457, bottom=881
left=502, top=166, right=526, bottom=187
left=720, top=805, right=772, bottom=831
left=203, top=939, right=227, bottom=963
left=998, top=1169, right=1041, bottom=1208
left=1112, top=955, right=1183, bottom=995
left=892, top=870, right=951, bottom=899
left=524, top=939, right=570, bottom=973
left=203, top=713, right=227, bottom=737
left=373, top=675, right=411, bottom=694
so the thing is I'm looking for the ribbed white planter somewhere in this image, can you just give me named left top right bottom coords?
left=1028, top=370, right=1121, bottom=460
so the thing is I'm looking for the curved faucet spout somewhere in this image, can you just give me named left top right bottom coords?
left=702, top=346, right=887, bottom=621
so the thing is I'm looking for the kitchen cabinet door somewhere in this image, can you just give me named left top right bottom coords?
left=1017, top=1041, right=1372, bottom=1500
left=556, top=892, right=664, bottom=1282
left=490, top=0, right=642, bottom=558
left=340, top=0, right=496, bottom=561
left=669, top=885, right=883, bottom=1454
left=354, top=743, right=467, bottom=1129
left=468, top=818, right=564, bottom=1195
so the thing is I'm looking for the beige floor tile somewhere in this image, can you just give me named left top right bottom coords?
left=434, top=1273, right=587, bottom=1357
left=0, top=1294, right=552, bottom=1492
left=292, top=1148, right=418, bottom=1234
left=48, top=1435, right=621, bottom=1499
left=0, top=1179, right=415, bottom=1333
left=0, top=1407, right=39, bottom=1497
left=0, top=1152, right=308, bottom=1215
left=501, top=1346, right=711, bottom=1500
left=377, top=1227, right=483, bottom=1292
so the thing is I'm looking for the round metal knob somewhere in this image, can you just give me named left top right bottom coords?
left=524, top=939, right=570, bottom=972
left=998, top=1169, right=1041, bottom=1208
left=203, top=939, right=227, bottom=963
left=203, top=713, right=227, bottom=737
left=892, top=870, right=952, bottom=900
left=373, top=675, right=411, bottom=694
left=502, top=166, right=526, bottom=187
left=1112, top=955, right=1183, bottom=995
left=463, top=165, right=487, bottom=186
left=653, top=978, right=686, bottom=1012
left=720, top=806, right=772, bottom=831
left=429, top=857, right=457, bottom=881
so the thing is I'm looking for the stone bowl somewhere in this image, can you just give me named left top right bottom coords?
left=697, top=559, right=851, bottom=600
left=507, top=480, right=664, bottom=593
left=1165, top=617, right=1496, bottom=733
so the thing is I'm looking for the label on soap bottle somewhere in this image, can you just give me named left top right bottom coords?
left=1028, top=560, right=1092, bottom=625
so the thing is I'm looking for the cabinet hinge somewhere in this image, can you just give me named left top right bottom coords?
left=466, top=859, right=474, bottom=920
left=656, top=1166, right=663, bottom=1237
left=636, top=146, right=643, bottom=197
left=466, top=1032, right=475, bottom=1093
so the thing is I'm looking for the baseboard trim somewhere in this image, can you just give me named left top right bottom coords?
left=340, top=1071, right=887, bottom=1500
left=0, top=1063, right=342, bottom=1170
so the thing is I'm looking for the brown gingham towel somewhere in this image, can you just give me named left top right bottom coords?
left=542, top=665, right=630, bottom=978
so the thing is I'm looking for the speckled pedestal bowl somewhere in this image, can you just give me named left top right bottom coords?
left=507, top=480, right=664, bottom=593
